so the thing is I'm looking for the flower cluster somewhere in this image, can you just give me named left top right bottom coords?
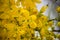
left=0, top=0, right=56, bottom=40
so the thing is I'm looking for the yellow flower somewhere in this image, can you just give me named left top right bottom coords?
left=32, top=8, right=38, bottom=15
left=32, top=0, right=41, bottom=3
left=29, top=21, right=37, bottom=29
left=48, top=21, right=53, bottom=26
left=18, top=29, right=26, bottom=35
left=30, top=15, right=37, bottom=21
left=20, top=8, right=30, bottom=19
left=56, top=6, right=60, bottom=13
left=0, top=13, right=10, bottom=19
left=29, top=29, right=34, bottom=34
left=4, top=23, right=17, bottom=30
left=9, top=0, right=15, bottom=5
left=40, top=5, right=48, bottom=13
left=40, top=28, right=46, bottom=36
left=9, top=6, right=19, bottom=17
left=22, top=21, right=28, bottom=27
left=40, top=15, right=48, bottom=22
left=57, top=22, right=60, bottom=27
left=29, top=7, right=38, bottom=15
left=21, top=0, right=36, bottom=10
left=1, top=20, right=7, bottom=25
left=37, top=20, right=43, bottom=29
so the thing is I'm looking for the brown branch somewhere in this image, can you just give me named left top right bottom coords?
left=53, top=30, right=60, bottom=32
